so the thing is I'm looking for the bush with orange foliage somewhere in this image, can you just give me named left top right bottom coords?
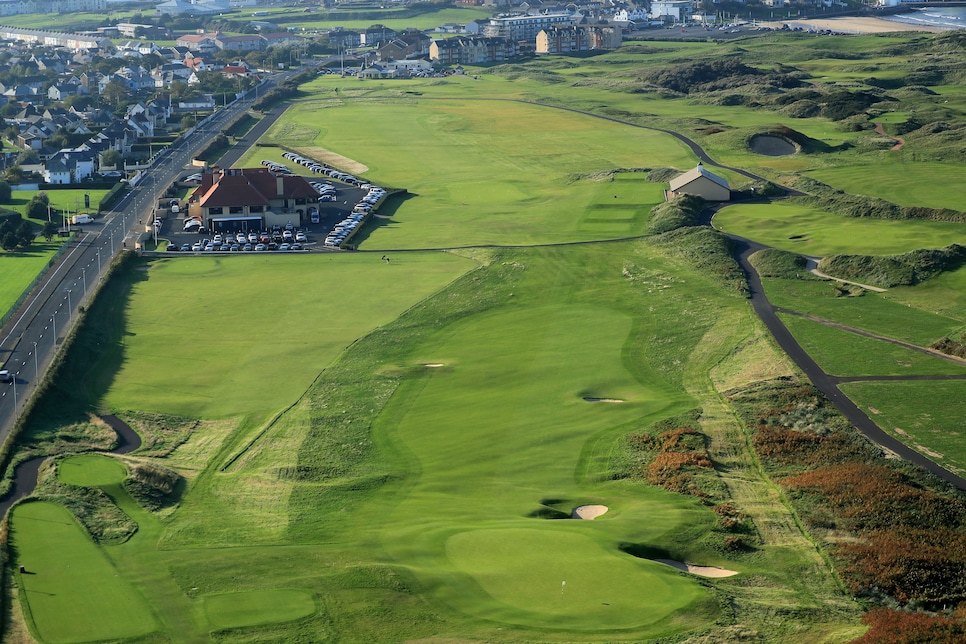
left=783, top=463, right=966, bottom=533
left=851, top=607, right=966, bottom=643
left=837, top=528, right=966, bottom=607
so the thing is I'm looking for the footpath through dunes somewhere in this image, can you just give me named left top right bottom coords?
left=729, top=236, right=966, bottom=492
left=0, top=414, right=141, bottom=518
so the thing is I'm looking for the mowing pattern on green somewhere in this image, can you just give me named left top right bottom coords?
left=9, top=502, right=158, bottom=643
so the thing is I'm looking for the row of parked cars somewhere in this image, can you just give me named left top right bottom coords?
left=168, top=223, right=308, bottom=253
left=324, top=185, right=386, bottom=248
left=280, top=151, right=368, bottom=186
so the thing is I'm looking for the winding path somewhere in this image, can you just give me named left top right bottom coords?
left=730, top=236, right=966, bottom=491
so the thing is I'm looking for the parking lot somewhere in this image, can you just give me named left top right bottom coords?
left=156, top=153, right=384, bottom=253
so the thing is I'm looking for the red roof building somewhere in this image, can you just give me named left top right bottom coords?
left=188, top=167, right=320, bottom=231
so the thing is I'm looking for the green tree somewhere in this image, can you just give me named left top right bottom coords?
left=16, top=220, right=33, bottom=248
left=1, top=231, right=18, bottom=251
left=101, top=149, right=122, bottom=168
left=0, top=181, right=10, bottom=204
left=25, top=193, right=50, bottom=220
left=102, top=78, right=129, bottom=108
left=42, top=220, right=57, bottom=241
left=180, top=115, right=196, bottom=130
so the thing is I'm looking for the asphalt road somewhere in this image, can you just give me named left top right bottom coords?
left=0, top=72, right=295, bottom=454
left=731, top=236, right=966, bottom=492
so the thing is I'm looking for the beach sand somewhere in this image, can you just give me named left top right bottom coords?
left=761, top=16, right=945, bottom=34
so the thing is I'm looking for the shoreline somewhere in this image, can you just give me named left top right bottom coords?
left=761, top=15, right=948, bottom=33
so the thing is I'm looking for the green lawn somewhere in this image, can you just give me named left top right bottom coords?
left=761, top=277, right=964, bottom=346
left=246, top=97, right=693, bottom=248
left=841, top=380, right=966, bottom=476
left=778, top=313, right=966, bottom=377
left=9, top=501, right=158, bottom=643
left=11, top=189, right=113, bottom=223
left=101, top=252, right=476, bottom=419
left=0, top=241, right=66, bottom=326
left=806, top=163, right=966, bottom=211
left=203, top=589, right=316, bottom=630
left=714, top=201, right=966, bottom=256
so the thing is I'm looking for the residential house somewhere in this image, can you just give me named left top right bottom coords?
left=43, top=148, right=96, bottom=184
left=481, top=13, right=576, bottom=42
left=376, top=32, right=432, bottom=61
left=535, top=24, right=620, bottom=53
left=327, top=29, right=361, bottom=48
left=362, top=24, right=397, bottom=46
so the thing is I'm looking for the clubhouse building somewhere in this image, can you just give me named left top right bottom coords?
left=186, top=167, right=320, bottom=232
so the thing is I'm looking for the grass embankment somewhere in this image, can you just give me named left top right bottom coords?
left=714, top=201, right=966, bottom=256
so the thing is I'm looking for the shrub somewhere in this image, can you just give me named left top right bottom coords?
left=851, top=608, right=966, bottom=644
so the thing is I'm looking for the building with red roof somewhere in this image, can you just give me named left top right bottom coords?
left=187, top=167, right=320, bottom=232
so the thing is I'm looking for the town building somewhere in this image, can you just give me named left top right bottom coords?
left=481, top=13, right=576, bottom=42
left=430, top=36, right=518, bottom=65
left=535, top=24, right=621, bottom=54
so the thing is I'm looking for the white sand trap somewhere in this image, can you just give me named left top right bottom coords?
left=295, top=146, right=368, bottom=175
left=572, top=505, right=608, bottom=520
left=422, top=363, right=444, bottom=368
left=654, top=559, right=739, bottom=578
left=583, top=397, right=624, bottom=403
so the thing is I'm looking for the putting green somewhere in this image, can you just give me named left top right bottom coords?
left=9, top=502, right=157, bottom=644
left=447, top=528, right=706, bottom=630
left=203, top=589, right=316, bottom=630
left=57, top=454, right=126, bottom=487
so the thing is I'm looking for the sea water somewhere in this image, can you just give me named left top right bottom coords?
left=885, top=5, right=966, bottom=30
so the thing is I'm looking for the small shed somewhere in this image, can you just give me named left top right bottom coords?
left=668, top=164, right=731, bottom=201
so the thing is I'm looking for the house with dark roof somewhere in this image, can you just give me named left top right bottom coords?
left=187, top=167, right=321, bottom=231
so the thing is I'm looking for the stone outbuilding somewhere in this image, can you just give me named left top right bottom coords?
left=667, top=163, right=731, bottom=201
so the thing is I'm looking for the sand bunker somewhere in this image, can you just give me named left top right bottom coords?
left=654, top=559, right=739, bottom=578
left=583, top=397, right=624, bottom=403
left=749, top=134, right=797, bottom=157
left=422, top=363, right=444, bottom=367
left=572, top=505, right=608, bottom=520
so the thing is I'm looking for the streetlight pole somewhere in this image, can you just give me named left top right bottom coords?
left=32, top=341, right=37, bottom=376
left=97, top=248, right=101, bottom=273
left=11, top=374, right=16, bottom=417
left=111, top=228, right=115, bottom=254
left=51, top=314, right=56, bottom=340
left=66, top=290, right=71, bottom=324
left=82, top=268, right=86, bottom=297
